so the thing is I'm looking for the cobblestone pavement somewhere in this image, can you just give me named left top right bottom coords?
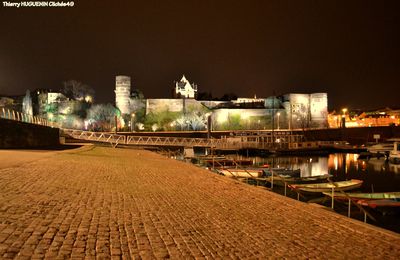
left=0, top=146, right=399, bottom=259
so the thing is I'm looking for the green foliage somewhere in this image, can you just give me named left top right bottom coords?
left=144, top=110, right=182, bottom=131
left=86, top=103, right=117, bottom=131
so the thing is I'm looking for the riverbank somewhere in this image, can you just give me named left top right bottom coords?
left=0, top=146, right=399, bottom=258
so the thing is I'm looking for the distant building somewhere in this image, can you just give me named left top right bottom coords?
left=173, top=75, right=198, bottom=98
left=328, top=107, right=400, bottom=128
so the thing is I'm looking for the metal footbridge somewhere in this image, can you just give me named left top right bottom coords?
left=62, top=129, right=219, bottom=148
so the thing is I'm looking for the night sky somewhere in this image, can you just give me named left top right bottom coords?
left=0, top=0, right=399, bottom=110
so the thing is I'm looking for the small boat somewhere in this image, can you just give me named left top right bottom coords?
left=217, top=168, right=265, bottom=178
left=357, top=199, right=400, bottom=208
left=273, top=174, right=332, bottom=184
left=389, top=142, right=400, bottom=164
left=289, top=179, right=363, bottom=193
left=366, top=143, right=394, bottom=154
left=322, top=191, right=400, bottom=201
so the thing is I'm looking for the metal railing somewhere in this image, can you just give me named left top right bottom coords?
left=62, top=129, right=126, bottom=147
left=126, top=135, right=217, bottom=147
left=0, top=108, right=56, bottom=127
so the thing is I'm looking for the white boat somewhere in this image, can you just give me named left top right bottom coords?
left=288, top=179, right=363, bottom=193
left=217, top=168, right=265, bottom=178
left=366, top=138, right=400, bottom=155
left=366, top=143, right=394, bottom=154
left=389, top=142, right=400, bottom=164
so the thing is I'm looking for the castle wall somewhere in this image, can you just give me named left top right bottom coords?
left=310, top=93, right=328, bottom=126
left=146, top=99, right=184, bottom=114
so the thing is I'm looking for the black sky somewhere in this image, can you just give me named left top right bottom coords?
left=0, top=0, right=399, bottom=110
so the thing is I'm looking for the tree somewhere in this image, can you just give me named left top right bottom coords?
left=62, top=80, right=95, bottom=102
left=196, top=91, right=213, bottom=100
left=218, top=92, right=238, bottom=101
left=86, top=104, right=117, bottom=131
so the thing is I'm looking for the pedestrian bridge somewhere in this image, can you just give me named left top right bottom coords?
left=62, top=129, right=218, bottom=148
left=61, top=129, right=308, bottom=150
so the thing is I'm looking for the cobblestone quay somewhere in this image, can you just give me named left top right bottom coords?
left=0, top=146, right=399, bottom=259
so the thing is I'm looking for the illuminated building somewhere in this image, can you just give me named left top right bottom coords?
left=173, top=75, right=198, bottom=98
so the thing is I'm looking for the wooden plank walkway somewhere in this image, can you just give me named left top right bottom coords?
left=0, top=147, right=399, bottom=259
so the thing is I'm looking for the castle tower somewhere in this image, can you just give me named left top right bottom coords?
left=115, top=75, right=131, bottom=114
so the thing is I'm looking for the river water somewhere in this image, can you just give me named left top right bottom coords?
left=221, top=153, right=400, bottom=232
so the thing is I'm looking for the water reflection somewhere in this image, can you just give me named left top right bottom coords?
left=225, top=153, right=400, bottom=192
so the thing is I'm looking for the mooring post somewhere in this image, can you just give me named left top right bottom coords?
left=348, top=198, right=351, bottom=217
left=271, top=171, right=274, bottom=189
left=284, top=182, right=287, bottom=196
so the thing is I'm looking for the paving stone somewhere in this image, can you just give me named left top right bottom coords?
left=0, top=147, right=399, bottom=259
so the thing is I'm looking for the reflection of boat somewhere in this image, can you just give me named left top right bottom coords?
left=289, top=179, right=363, bottom=193
left=389, top=142, right=400, bottom=164
left=322, top=191, right=400, bottom=201
left=265, top=168, right=301, bottom=178
left=217, top=168, right=265, bottom=178
left=203, top=159, right=253, bottom=167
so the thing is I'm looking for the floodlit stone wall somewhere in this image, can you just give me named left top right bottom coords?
left=145, top=99, right=205, bottom=114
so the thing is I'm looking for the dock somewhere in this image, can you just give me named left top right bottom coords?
left=0, top=146, right=399, bottom=258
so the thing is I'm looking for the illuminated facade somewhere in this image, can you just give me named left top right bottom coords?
left=282, top=93, right=328, bottom=129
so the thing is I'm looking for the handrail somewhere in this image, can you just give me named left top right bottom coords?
left=0, top=107, right=57, bottom=128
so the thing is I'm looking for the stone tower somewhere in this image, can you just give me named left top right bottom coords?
left=115, top=76, right=131, bottom=114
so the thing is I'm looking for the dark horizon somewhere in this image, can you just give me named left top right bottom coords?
left=1, top=0, right=399, bottom=111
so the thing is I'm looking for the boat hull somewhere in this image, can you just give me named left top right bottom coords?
left=289, top=179, right=363, bottom=193
left=323, top=191, right=400, bottom=201
left=218, top=168, right=264, bottom=178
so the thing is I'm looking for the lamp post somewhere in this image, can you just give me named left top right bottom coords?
left=277, top=112, right=280, bottom=130
left=342, top=108, right=347, bottom=128
left=207, top=114, right=212, bottom=139
left=130, top=113, right=135, bottom=132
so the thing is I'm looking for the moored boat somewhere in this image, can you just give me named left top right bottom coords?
left=389, top=142, right=400, bottom=164
left=217, top=168, right=265, bottom=178
left=289, top=179, right=363, bottom=193
left=271, top=174, right=332, bottom=185
left=357, top=199, right=400, bottom=208
left=322, top=191, right=400, bottom=201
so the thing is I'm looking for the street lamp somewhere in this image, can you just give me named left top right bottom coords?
left=130, top=113, right=135, bottom=132
left=277, top=112, right=280, bottom=130
left=341, top=108, right=347, bottom=128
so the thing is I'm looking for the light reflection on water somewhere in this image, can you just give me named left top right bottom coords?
left=225, top=153, right=400, bottom=192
